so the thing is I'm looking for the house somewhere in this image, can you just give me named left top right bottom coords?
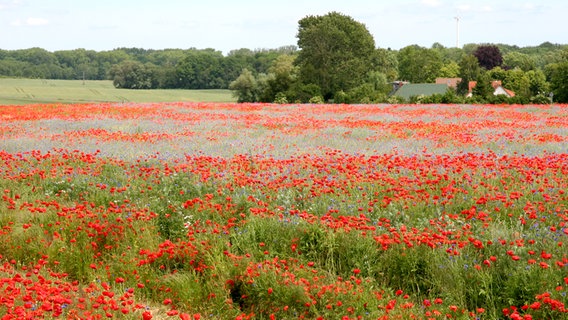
left=392, top=83, right=449, bottom=100
left=435, top=78, right=516, bottom=98
left=467, top=80, right=515, bottom=97
left=490, top=80, right=516, bottom=97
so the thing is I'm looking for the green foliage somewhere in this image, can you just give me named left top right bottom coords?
left=109, top=60, right=154, bottom=89
left=438, top=61, right=460, bottom=78
left=397, top=45, right=443, bottom=83
left=414, top=88, right=464, bottom=104
left=345, top=83, right=385, bottom=103
left=273, top=92, right=288, bottom=104
left=503, top=68, right=531, bottom=99
left=526, top=69, right=550, bottom=97
left=176, top=49, right=226, bottom=89
left=488, top=66, right=507, bottom=81
left=379, top=245, right=439, bottom=297
left=372, top=48, right=399, bottom=81
left=287, top=82, right=322, bottom=103
left=308, top=95, right=325, bottom=104
left=457, top=55, right=480, bottom=96
left=546, top=52, right=568, bottom=102
left=229, top=69, right=258, bottom=102
left=295, top=11, right=376, bottom=100
left=1, top=38, right=567, bottom=103
left=472, top=70, right=493, bottom=99
left=258, top=55, right=298, bottom=102
left=503, top=52, right=536, bottom=71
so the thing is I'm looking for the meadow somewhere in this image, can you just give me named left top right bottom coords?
left=0, top=79, right=235, bottom=105
left=1, top=102, right=567, bottom=319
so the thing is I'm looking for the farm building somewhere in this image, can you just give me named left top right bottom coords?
left=391, top=83, right=449, bottom=100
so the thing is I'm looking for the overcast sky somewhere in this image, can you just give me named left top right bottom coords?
left=1, top=0, right=566, bottom=54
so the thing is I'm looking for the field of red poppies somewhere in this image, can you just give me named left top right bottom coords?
left=1, top=102, right=568, bottom=319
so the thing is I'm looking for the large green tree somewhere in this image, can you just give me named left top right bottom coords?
left=503, top=68, right=531, bottom=99
left=295, top=11, right=375, bottom=100
left=258, top=54, right=298, bottom=102
left=109, top=60, right=153, bottom=89
left=176, top=49, right=225, bottom=89
left=546, top=62, right=568, bottom=102
left=229, top=68, right=258, bottom=103
left=372, top=48, right=398, bottom=81
left=397, top=45, right=442, bottom=83
left=456, top=55, right=481, bottom=96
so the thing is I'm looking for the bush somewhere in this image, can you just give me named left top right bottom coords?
left=309, top=95, right=325, bottom=104
left=333, top=90, right=351, bottom=104
left=274, top=92, right=288, bottom=104
left=530, top=93, right=552, bottom=104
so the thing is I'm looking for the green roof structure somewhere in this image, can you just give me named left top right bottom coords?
left=393, top=83, right=449, bottom=100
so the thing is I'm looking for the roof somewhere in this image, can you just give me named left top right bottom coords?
left=435, top=78, right=461, bottom=89
left=393, top=83, right=449, bottom=100
left=468, top=81, right=516, bottom=97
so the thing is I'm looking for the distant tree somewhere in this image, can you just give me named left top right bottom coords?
left=472, top=70, right=493, bottom=99
left=439, top=61, right=460, bottom=78
left=54, top=49, right=99, bottom=80
left=397, top=45, right=443, bottom=83
left=295, top=11, right=376, bottom=100
left=546, top=59, right=568, bottom=102
left=503, top=52, right=536, bottom=71
left=14, top=47, right=57, bottom=65
left=94, top=50, right=130, bottom=79
left=176, top=49, right=225, bottom=89
left=456, top=55, right=480, bottom=95
left=253, top=50, right=282, bottom=75
left=258, top=55, right=298, bottom=102
left=503, top=68, right=531, bottom=99
left=488, top=66, right=507, bottom=81
left=372, top=48, right=398, bottom=81
left=525, top=69, right=550, bottom=97
left=462, top=43, right=478, bottom=55
left=433, top=45, right=465, bottom=64
left=473, top=45, right=503, bottom=70
left=229, top=68, right=258, bottom=102
left=225, top=49, right=256, bottom=85
left=109, top=60, right=153, bottom=89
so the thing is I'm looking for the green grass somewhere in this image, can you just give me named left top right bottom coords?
left=0, top=78, right=235, bottom=104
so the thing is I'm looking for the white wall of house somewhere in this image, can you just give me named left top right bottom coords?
left=493, top=86, right=511, bottom=97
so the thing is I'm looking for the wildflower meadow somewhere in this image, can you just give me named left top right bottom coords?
left=1, top=102, right=567, bottom=319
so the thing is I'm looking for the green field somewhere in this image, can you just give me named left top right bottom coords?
left=0, top=78, right=235, bottom=105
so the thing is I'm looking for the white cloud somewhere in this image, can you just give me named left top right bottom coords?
left=11, top=17, right=49, bottom=26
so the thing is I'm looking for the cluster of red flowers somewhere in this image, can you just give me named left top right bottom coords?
left=1, top=102, right=567, bottom=319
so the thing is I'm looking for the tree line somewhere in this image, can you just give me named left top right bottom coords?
left=0, top=46, right=296, bottom=90
left=1, top=11, right=567, bottom=103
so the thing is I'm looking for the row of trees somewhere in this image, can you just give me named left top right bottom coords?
left=0, top=46, right=295, bottom=89
left=1, top=11, right=567, bottom=103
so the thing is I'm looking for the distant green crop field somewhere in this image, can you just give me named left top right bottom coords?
left=0, top=78, right=235, bottom=105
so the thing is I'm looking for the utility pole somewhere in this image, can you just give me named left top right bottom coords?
left=454, top=16, right=460, bottom=48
